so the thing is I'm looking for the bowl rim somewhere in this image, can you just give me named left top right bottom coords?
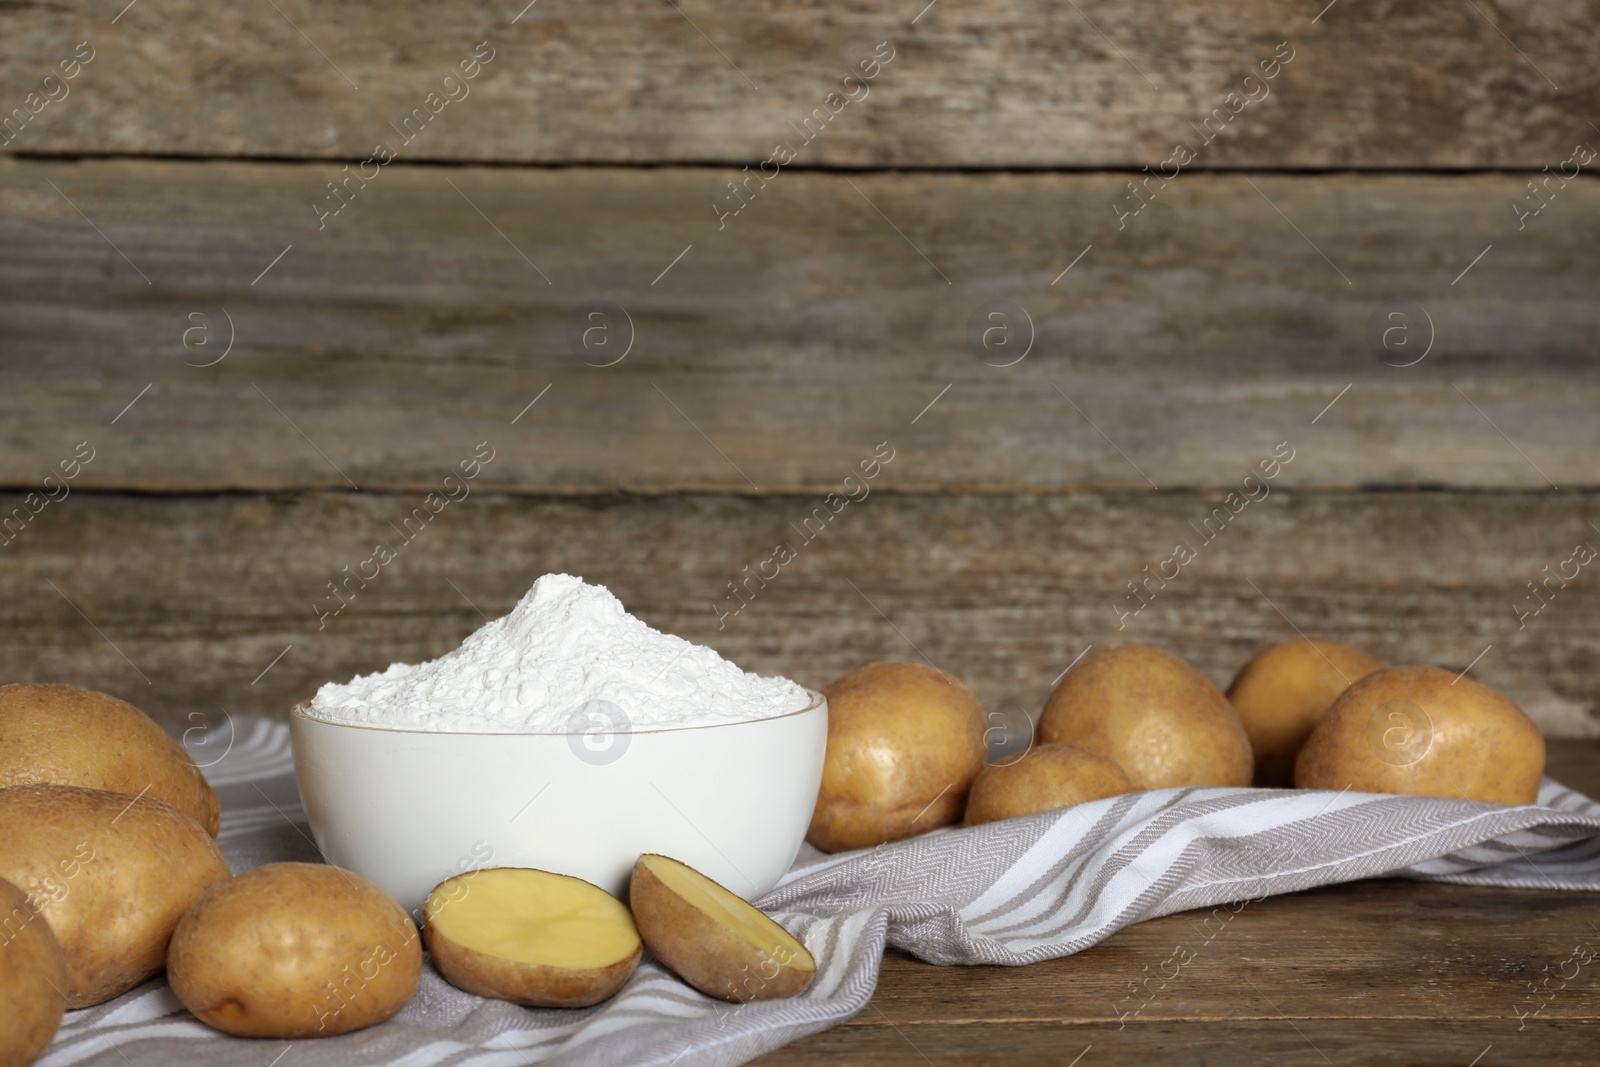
left=290, top=687, right=826, bottom=737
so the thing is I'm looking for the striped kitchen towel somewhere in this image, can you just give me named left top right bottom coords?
left=41, top=717, right=1600, bottom=1067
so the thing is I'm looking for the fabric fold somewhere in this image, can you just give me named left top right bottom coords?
left=41, top=718, right=1600, bottom=1067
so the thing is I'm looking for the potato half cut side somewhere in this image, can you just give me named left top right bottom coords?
left=423, top=868, right=641, bottom=1008
left=630, top=854, right=815, bottom=1002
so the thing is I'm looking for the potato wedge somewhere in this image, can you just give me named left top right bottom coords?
left=0, top=784, right=230, bottom=1007
left=0, top=876, right=67, bottom=1067
left=168, top=862, right=420, bottom=1038
left=0, top=683, right=221, bottom=836
left=630, top=854, right=814, bottom=1002
left=423, top=868, right=641, bottom=1008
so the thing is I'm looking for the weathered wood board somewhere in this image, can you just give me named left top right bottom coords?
left=757, top=757, right=1600, bottom=1065
left=4, top=160, right=1597, bottom=493
left=3, top=491, right=1595, bottom=736
left=758, top=1012, right=1600, bottom=1065
left=1, top=1, right=1594, bottom=168
left=757, top=740, right=1600, bottom=1064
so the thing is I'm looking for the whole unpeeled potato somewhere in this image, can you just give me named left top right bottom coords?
left=1038, top=645, right=1252, bottom=789
left=963, top=743, right=1134, bottom=827
left=0, top=784, right=231, bottom=1007
left=0, top=877, right=67, bottom=1067
left=807, top=662, right=986, bottom=852
left=1295, top=665, right=1545, bottom=804
left=168, top=862, right=421, bottom=1038
left=1227, top=638, right=1385, bottom=787
left=0, top=683, right=220, bottom=836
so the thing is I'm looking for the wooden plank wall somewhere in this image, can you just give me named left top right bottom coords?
left=1, top=1, right=1596, bottom=737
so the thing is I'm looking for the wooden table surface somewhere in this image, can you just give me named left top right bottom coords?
left=2, top=6, right=1596, bottom=1059
left=754, top=741, right=1600, bottom=1067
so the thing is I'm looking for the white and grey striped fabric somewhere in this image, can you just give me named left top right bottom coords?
left=41, top=717, right=1600, bottom=1067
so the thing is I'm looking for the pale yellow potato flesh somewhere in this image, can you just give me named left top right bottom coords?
left=630, top=854, right=814, bottom=1003
left=0, top=876, right=67, bottom=1067
left=0, top=683, right=220, bottom=837
left=0, top=784, right=231, bottom=1007
left=423, top=868, right=641, bottom=1008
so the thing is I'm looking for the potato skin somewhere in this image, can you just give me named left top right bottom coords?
left=963, top=743, right=1134, bottom=827
left=0, top=877, right=67, bottom=1067
left=807, top=662, right=987, bottom=853
left=1295, top=665, right=1545, bottom=805
left=423, top=868, right=640, bottom=1009
left=1227, top=638, right=1385, bottom=787
left=425, top=928, right=639, bottom=1009
left=1038, top=645, right=1252, bottom=789
left=0, top=683, right=220, bottom=837
left=168, top=862, right=421, bottom=1038
left=629, top=857, right=813, bottom=1003
left=0, top=784, right=230, bottom=1007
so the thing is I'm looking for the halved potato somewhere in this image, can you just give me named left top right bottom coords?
left=0, top=784, right=231, bottom=1007
left=0, top=683, right=221, bottom=837
left=630, top=854, right=814, bottom=1002
left=423, top=868, right=641, bottom=1008
left=0, top=876, right=67, bottom=1067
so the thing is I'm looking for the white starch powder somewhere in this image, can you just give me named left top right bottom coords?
left=309, top=574, right=809, bottom=732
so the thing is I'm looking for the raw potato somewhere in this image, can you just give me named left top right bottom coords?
left=963, top=743, right=1134, bottom=827
left=0, top=877, right=67, bottom=1067
left=0, top=784, right=230, bottom=1007
left=808, top=661, right=987, bottom=852
left=423, top=868, right=641, bottom=1008
left=1038, top=645, right=1253, bottom=789
left=0, top=683, right=221, bottom=836
left=1295, top=665, right=1545, bottom=805
left=1227, top=638, right=1385, bottom=787
left=630, top=854, right=815, bottom=1002
left=168, top=862, right=420, bottom=1038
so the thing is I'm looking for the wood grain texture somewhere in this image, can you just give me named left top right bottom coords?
left=1, top=1, right=1595, bottom=168
left=4, top=159, right=1598, bottom=493
left=758, top=1014, right=1600, bottom=1064
left=761, top=831, right=1600, bottom=1064
left=862, top=880, right=1600, bottom=1025
left=3, top=490, right=1595, bottom=737
left=756, top=874, right=1600, bottom=1065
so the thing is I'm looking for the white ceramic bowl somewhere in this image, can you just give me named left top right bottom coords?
left=290, top=691, right=827, bottom=916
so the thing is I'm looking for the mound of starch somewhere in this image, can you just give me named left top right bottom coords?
left=309, top=573, right=809, bottom=732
